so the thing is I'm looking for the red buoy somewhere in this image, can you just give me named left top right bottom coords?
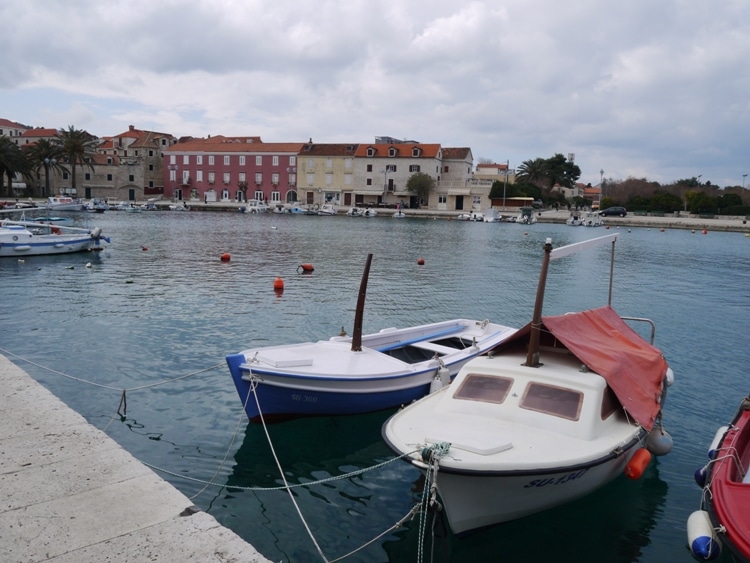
left=297, top=263, right=314, bottom=273
left=141, top=246, right=148, bottom=251
left=273, top=277, right=284, bottom=291
left=220, top=253, right=231, bottom=262
left=624, top=448, right=652, bottom=480
left=417, top=257, right=425, bottom=265
left=702, top=229, right=708, bottom=235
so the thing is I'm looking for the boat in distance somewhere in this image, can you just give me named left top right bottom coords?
left=382, top=234, right=675, bottom=535
left=687, top=397, right=750, bottom=561
left=0, top=219, right=110, bottom=257
left=226, top=253, right=517, bottom=422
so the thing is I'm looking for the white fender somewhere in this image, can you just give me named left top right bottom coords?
left=687, top=510, right=721, bottom=560
left=708, top=426, right=729, bottom=459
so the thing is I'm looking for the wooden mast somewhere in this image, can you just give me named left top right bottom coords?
left=351, top=253, right=373, bottom=352
left=525, top=239, right=553, bottom=367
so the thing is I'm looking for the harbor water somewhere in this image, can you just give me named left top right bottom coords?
left=1, top=210, right=748, bottom=562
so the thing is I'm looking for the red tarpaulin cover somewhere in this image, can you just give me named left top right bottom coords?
left=518, top=306, right=668, bottom=431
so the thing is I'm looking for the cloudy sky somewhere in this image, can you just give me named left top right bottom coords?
left=2, top=0, right=748, bottom=187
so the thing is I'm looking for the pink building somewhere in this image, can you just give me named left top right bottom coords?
left=163, top=136, right=304, bottom=203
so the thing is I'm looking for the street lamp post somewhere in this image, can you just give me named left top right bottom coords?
left=743, top=174, right=747, bottom=189
left=697, top=174, right=702, bottom=186
left=502, top=160, right=509, bottom=211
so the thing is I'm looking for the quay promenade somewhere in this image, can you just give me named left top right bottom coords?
left=0, top=355, right=270, bottom=563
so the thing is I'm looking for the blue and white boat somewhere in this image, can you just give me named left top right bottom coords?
left=0, top=219, right=110, bottom=257
left=226, top=254, right=516, bottom=422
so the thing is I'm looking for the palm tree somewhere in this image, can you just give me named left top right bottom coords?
left=23, top=138, right=65, bottom=197
left=515, top=158, right=549, bottom=190
left=55, top=126, right=99, bottom=194
left=0, top=137, right=31, bottom=198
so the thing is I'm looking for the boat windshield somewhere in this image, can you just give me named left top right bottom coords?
left=520, top=383, right=582, bottom=421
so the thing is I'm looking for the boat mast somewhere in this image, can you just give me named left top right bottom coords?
left=525, top=238, right=553, bottom=367
left=351, top=253, right=373, bottom=352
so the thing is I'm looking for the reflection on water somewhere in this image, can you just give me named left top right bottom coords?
left=2, top=212, right=749, bottom=561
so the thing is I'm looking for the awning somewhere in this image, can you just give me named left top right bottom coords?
left=447, top=188, right=472, bottom=195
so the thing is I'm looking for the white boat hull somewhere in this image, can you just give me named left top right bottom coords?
left=1, top=222, right=109, bottom=257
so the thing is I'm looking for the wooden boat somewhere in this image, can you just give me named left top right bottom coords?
left=382, top=234, right=675, bottom=535
left=688, top=397, right=750, bottom=561
left=1, top=219, right=110, bottom=257
left=226, top=254, right=517, bottom=422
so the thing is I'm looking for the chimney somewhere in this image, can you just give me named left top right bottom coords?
left=129, top=125, right=135, bottom=131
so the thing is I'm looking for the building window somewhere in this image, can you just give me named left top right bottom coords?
left=197, top=155, right=203, bottom=165
left=412, top=147, right=421, bottom=157
left=326, top=174, right=332, bottom=185
left=129, top=175, right=135, bottom=182
left=254, top=190, right=264, bottom=201
left=345, top=175, right=352, bottom=185
left=389, top=147, right=397, bottom=157
left=209, top=155, right=214, bottom=165
left=149, top=181, right=154, bottom=187
left=272, top=173, right=279, bottom=185
left=367, top=147, right=375, bottom=157
left=85, top=173, right=91, bottom=180
left=366, top=178, right=372, bottom=185
left=306, top=174, right=314, bottom=185
left=149, top=150, right=154, bottom=157
left=307, top=158, right=313, bottom=169
left=239, top=156, right=245, bottom=166
left=107, top=157, right=113, bottom=165
left=289, top=156, right=296, bottom=166
left=409, top=165, right=421, bottom=172
left=271, top=191, right=281, bottom=202
left=326, top=158, right=332, bottom=169
left=255, top=173, right=262, bottom=184
left=345, top=158, right=352, bottom=169
left=386, top=164, right=396, bottom=172
left=169, top=169, right=176, bottom=181
left=148, top=164, right=153, bottom=171
left=272, top=155, right=279, bottom=166
left=134, top=150, right=139, bottom=156
left=444, top=166, right=449, bottom=173
left=439, top=194, right=447, bottom=204
left=256, top=156, right=262, bottom=166
left=239, top=172, right=246, bottom=182
left=196, top=170, right=203, bottom=182
left=183, top=155, right=189, bottom=165
left=161, top=139, right=167, bottom=146
left=170, top=155, right=176, bottom=164
left=63, top=172, right=69, bottom=179
left=367, top=164, right=372, bottom=172
left=223, top=172, right=230, bottom=184
left=289, top=174, right=296, bottom=185
left=208, top=172, right=215, bottom=184
left=107, top=174, right=113, bottom=181
left=224, top=155, right=230, bottom=165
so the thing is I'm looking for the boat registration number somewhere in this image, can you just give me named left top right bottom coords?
left=523, top=469, right=588, bottom=488
left=291, top=393, right=318, bottom=403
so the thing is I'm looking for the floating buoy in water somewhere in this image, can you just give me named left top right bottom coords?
left=141, top=246, right=148, bottom=251
left=273, top=277, right=284, bottom=292
left=687, top=510, right=721, bottom=560
left=702, top=229, right=708, bottom=235
left=417, top=257, right=425, bottom=265
left=297, top=263, right=314, bottom=273
left=86, top=262, right=92, bottom=268
left=220, top=253, right=231, bottom=262
left=660, top=228, right=665, bottom=232
left=624, top=448, right=652, bottom=479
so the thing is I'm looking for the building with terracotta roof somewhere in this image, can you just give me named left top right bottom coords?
left=297, top=143, right=359, bottom=207
left=163, top=136, right=304, bottom=203
left=0, top=118, right=30, bottom=144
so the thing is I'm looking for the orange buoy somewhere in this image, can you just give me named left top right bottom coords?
left=702, top=229, right=708, bottom=235
left=624, top=448, right=652, bottom=480
left=417, top=257, right=425, bottom=265
left=220, top=253, right=231, bottom=262
left=297, top=263, right=314, bottom=273
left=273, top=277, right=284, bottom=291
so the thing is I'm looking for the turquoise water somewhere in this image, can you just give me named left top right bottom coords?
left=1, top=211, right=749, bottom=562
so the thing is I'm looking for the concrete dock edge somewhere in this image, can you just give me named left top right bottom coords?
left=0, top=354, right=271, bottom=563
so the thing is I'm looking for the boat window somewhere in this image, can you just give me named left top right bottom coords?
left=601, top=386, right=620, bottom=420
left=383, top=345, right=441, bottom=364
left=520, top=383, right=582, bottom=421
left=454, top=374, right=513, bottom=404
left=432, top=336, right=474, bottom=349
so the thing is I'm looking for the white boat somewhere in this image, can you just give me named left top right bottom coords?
left=82, top=199, right=107, bottom=213
left=45, top=196, right=82, bottom=211
left=1, top=219, right=110, bottom=257
left=346, top=207, right=365, bottom=217
left=226, top=254, right=517, bottom=422
left=116, top=201, right=142, bottom=213
left=515, top=207, right=538, bottom=224
left=483, top=209, right=504, bottom=223
left=392, top=210, right=407, bottom=218
left=583, top=212, right=604, bottom=227
left=382, top=234, right=675, bottom=535
left=456, top=212, right=484, bottom=221
left=318, top=204, right=337, bottom=216
left=241, top=199, right=269, bottom=214
left=361, top=208, right=377, bottom=217
left=566, top=212, right=583, bottom=226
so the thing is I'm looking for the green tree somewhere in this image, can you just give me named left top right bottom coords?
left=23, top=138, right=65, bottom=197
left=406, top=172, right=435, bottom=206
left=516, top=154, right=580, bottom=198
left=55, top=126, right=99, bottom=194
left=0, top=137, right=31, bottom=198
left=515, top=158, right=548, bottom=190
left=650, top=191, right=683, bottom=213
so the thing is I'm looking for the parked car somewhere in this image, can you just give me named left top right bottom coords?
left=599, top=206, right=627, bottom=217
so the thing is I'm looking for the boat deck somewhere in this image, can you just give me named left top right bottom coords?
left=0, top=354, right=270, bottom=563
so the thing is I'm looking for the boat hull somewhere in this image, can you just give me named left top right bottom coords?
left=226, top=320, right=516, bottom=422
left=423, top=437, right=643, bottom=534
left=0, top=224, right=107, bottom=257
left=703, top=399, right=750, bottom=562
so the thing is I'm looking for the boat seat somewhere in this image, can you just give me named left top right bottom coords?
left=411, top=342, right=462, bottom=356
